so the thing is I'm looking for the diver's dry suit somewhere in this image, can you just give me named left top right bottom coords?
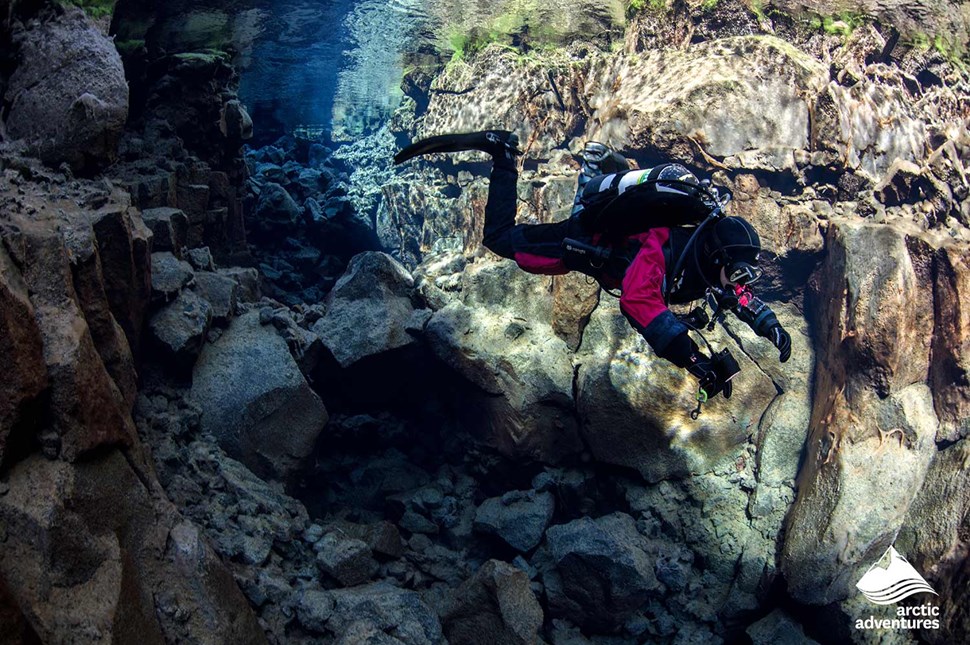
left=394, top=131, right=792, bottom=398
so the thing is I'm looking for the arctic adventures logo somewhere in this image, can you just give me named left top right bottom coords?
left=854, top=545, right=940, bottom=632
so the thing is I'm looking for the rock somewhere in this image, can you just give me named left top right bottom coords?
left=311, top=252, right=419, bottom=367
left=575, top=296, right=777, bottom=481
left=255, top=183, right=302, bottom=232
left=441, top=560, right=543, bottom=645
left=296, top=590, right=335, bottom=634
left=90, top=205, right=153, bottom=356
left=148, top=290, right=212, bottom=367
left=18, top=220, right=136, bottom=461
left=474, top=490, right=555, bottom=552
left=424, top=259, right=582, bottom=463
left=0, top=452, right=265, bottom=644
left=67, top=214, right=140, bottom=409
left=327, top=583, right=444, bottom=644
left=782, top=220, right=942, bottom=605
left=0, top=245, right=47, bottom=467
left=190, top=312, right=329, bottom=482
left=746, top=609, right=820, bottom=645
left=141, top=208, right=189, bottom=256
left=6, top=7, right=128, bottom=171
left=151, top=252, right=194, bottom=299
left=305, top=197, right=325, bottom=223
left=191, top=272, right=238, bottom=322
left=897, top=439, right=970, bottom=642
left=813, top=68, right=928, bottom=180
left=219, top=99, right=253, bottom=140
left=552, top=273, right=600, bottom=351
left=929, top=245, right=970, bottom=441
left=218, top=267, right=261, bottom=303
left=873, top=159, right=932, bottom=207
left=324, top=520, right=404, bottom=559
left=542, top=513, right=659, bottom=630
left=186, top=247, right=215, bottom=271
left=315, top=533, right=379, bottom=587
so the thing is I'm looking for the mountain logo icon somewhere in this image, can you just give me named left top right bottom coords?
left=856, top=545, right=938, bottom=605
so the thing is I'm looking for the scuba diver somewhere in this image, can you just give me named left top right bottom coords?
left=395, top=130, right=791, bottom=415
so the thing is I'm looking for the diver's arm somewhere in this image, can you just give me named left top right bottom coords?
left=731, top=288, right=792, bottom=362
left=619, top=232, right=731, bottom=398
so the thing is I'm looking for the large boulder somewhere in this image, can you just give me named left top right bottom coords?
left=312, top=252, right=425, bottom=367
left=441, top=559, right=544, bottom=645
left=6, top=7, right=128, bottom=171
left=575, top=296, right=780, bottom=482
left=542, top=513, right=660, bottom=630
left=782, top=220, right=943, bottom=604
left=191, top=312, right=329, bottom=482
left=0, top=452, right=265, bottom=645
left=424, top=259, right=583, bottom=463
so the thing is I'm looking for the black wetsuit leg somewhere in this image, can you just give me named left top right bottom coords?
left=482, top=164, right=519, bottom=259
left=481, top=161, right=587, bottom=269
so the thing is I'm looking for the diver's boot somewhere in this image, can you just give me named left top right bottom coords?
left=394, top=130, right=521, bottom=166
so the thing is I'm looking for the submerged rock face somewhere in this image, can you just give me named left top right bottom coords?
left=0, top=452, right=266, bottom=645
left=0, top=157, right=263, bottom=642
left=191, top=311, right=329, bottom=482
left=781, top=220, right=957, bottom=604
left=5, top=6, right=128, bottom=171
left=424, top=259, right=583, bottom=463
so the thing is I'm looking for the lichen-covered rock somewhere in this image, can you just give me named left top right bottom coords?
left=312, top=252, right=422, bottom=367
left=6, top=7, right=128, bottom=171
left=441, top=559, right=544, bottom=645
left=191, top=312, right=329, bottom=482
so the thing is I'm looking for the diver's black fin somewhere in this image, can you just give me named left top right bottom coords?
left=394, top=130, right=520, bottom=164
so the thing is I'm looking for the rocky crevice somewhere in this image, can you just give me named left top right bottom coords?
left=2, top=1, right=970, bottom=644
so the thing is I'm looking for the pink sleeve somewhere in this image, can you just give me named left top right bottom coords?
left=619, top=229, right=671, bottom=328
left=513, top=252, right=569, bottom=275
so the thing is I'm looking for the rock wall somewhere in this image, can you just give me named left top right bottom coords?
left=2, top=0, right=970, bottom=643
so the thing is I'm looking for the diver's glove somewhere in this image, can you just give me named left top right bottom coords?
left=767, top=324, right=791, bottom=363
left=687, top=353, right=733, bottom=400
